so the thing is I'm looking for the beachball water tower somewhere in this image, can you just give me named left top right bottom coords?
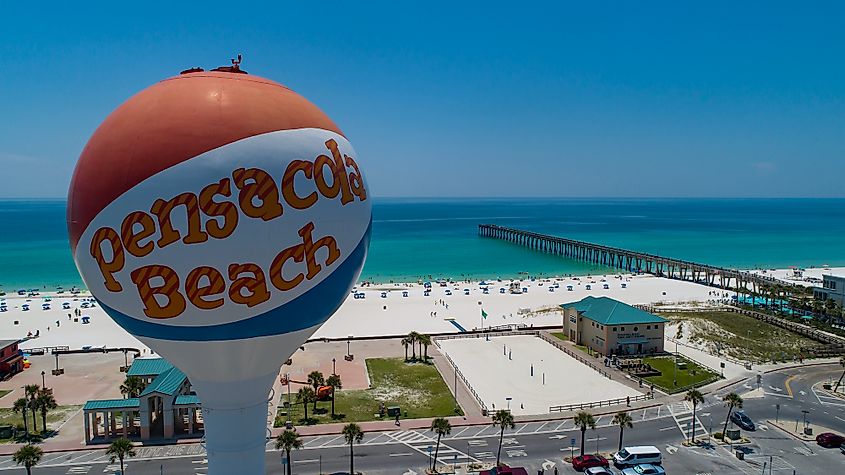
left=68, top=56, right=371, bottom=474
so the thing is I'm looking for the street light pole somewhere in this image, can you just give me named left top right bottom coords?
left=41, top=370, right=45, bottom=390
left=673, top=340, right=679, bottom=386
left=332, top=358, right=336, bottom=375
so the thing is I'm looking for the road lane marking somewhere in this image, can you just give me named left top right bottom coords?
left=784, top=375, right=797, bottom=398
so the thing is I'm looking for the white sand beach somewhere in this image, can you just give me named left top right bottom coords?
left=0, top=267, right=810, bottom=351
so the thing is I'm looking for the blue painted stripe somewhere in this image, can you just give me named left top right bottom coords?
left=100, top=222, right=371, bottom=341
left=447, top=320, right=467, bottom=332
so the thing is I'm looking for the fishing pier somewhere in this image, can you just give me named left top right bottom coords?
left=478, top=224, right=783, bottom=292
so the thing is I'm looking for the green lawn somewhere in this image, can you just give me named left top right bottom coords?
left=275, top=358, right=461, bottom=426
left=0, top=390, right=10, bottom=400
left=641, top=356, right=720, bottom=393
left=0, top=405, right=81, bottom=442
left=663, top=311, right=824, bottom=363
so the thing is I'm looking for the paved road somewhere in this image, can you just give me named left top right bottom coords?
left=1, top=365, right=843, bottom=474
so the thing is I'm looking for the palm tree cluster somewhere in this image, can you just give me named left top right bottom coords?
left=401, top=331, right=432, bottom=362
left=13, top=385, right=57, bottom=439
left=275, top=423, right=364, bottom=475
left=295, top=370, right=343, bottom=423
left=120, top=375, right=145, bottom=398
left=744, top=281, right=844, bottom=326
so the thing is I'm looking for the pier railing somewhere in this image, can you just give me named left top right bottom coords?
left=549, top=393, right=653, bottom=413
left=433, top=338, right=489, bottom=415
left=537, top=331, right=612, bottom=379
left=478, top=224, right=793, bottom=292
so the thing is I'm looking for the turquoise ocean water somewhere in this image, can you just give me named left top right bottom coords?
left=1, top=198, right=844, bottom=290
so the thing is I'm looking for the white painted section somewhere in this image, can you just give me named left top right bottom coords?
left=438, top=335, right=641, bottom=415
left=74, top=128, right=370, bottom=328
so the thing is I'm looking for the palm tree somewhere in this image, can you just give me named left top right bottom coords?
left=13, top=397, right=29, bottom=438
left=407, top=331, right=420, bottom=360
left=297, top=387, right=316, bottom=422
left=307, top=371, right=325, bottom=410
left=430, top=417, right=451, bottom=471
left=826, top=298, right=837, bottom=316
left=106, top=437, right=136, bottom=475
left=119, top=376, right=145, bottom=398
left=491, top=409, right=515, bottom=466
left=612, top=411, right=633, bottom=451
left=685, top=389, right=704, bottom=443
left=36, top=390, right=57, bottom=434
left=13, top=444, right=42, bottom=475
left=342, top=422, right=364, bottom=475
left=721, top=392, right=743, bottom=440
left=574, top=411, right=596, bottom=456
left=326, top=374, right=342, bottom=418
left=24, top=385, right=40, bottom=433
left=418, top=334, right=432, bottom=361
left=275, top=429, right=302, bottom=475
left=401, top=336, right=412, bottom=361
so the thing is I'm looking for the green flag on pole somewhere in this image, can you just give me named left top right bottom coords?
left=481, top=309, right=488, bottom=319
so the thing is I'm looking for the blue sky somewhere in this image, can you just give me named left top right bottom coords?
left=1, top=1, right=843, bottom=198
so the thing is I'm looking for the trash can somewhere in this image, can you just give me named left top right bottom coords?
left=387, top=406, right=401, bottom=418
left=0, top=425, right=12, bottom=439
left=735, top=450, right=744, bottom=460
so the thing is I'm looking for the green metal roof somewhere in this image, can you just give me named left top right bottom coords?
left=83, top=398, right=140, bottom=411
left=127, top=358, right=174, bottom=377
left=174, top=394, right=201, bottom=406
left=560, top=296, right=667, bottom=325
left=140, top=367, right=187, bottom=397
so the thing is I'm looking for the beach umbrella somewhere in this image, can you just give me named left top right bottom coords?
left=67, top=59, right=370, bottom=474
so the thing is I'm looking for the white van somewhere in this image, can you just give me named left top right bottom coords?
left=613, top=445, right=662, bottom=467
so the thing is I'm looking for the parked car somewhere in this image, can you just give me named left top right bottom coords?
left=815, top=432, right=845, bottom=448
left=613, top=446, right=662, bottom=467
left=730, top=410, right=756, bottom=431
left=572, top=454, right=610, bottom=471
left=621, top=464, right=666, bottom=475
left=585, top=467, right=618, bottom=475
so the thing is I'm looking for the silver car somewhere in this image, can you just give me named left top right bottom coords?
left=585, top=467, right=618, bottom=475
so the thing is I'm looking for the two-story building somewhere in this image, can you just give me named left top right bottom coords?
left=0, top=340, right=23, bottom=380
left=559, top=296, right=666, bottom=356
left=813, top=274, right=845, bottom=307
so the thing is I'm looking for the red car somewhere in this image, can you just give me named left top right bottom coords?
left=572, top=454, right=610, bottom=471
left=815, top=432, right=845, bottom=448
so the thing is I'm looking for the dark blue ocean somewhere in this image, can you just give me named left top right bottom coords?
left=2, top=198, right=844, bottom=290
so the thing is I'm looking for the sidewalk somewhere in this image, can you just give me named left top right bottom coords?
left=767, top=419, right=836, bottom=443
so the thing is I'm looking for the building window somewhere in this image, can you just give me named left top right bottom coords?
left=620, top=327, right=625, bottom=331
left=633, top=327, right=638, bottom=332
left=613, top=327, right=617, bottom=332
